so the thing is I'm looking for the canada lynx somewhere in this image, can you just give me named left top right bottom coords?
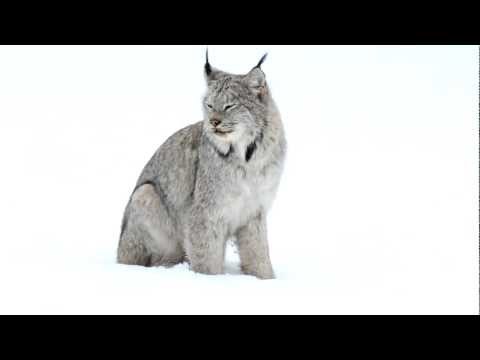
left=117, top=51, right=286, bottom=279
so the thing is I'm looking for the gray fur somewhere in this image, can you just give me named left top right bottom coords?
left=117, top=54, right=286, bottom=279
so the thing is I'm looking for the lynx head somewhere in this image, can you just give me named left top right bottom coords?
left=202, top=50, right=271, bottom=145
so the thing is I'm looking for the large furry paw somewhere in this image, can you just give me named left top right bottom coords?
left=190, top=263, right=224, bottom=276
left=241, top=264, right=275, bottom=280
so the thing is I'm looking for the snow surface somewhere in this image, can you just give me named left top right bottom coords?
left=0, top=45, right=478, bottom=314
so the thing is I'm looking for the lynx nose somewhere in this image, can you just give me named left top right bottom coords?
left=210, top=118, right=221, bottom=127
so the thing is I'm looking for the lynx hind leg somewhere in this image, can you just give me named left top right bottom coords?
left=117, top=183, right=184, bottom=267
left=117, top=221, right=151, bottom=266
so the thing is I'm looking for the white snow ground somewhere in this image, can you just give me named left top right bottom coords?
left=0, top=45, right=478, bottom=314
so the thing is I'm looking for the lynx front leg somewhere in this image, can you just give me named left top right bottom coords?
left=236, top=212, right=275, bottom=279
left=185, top=216, right=227, bottom=275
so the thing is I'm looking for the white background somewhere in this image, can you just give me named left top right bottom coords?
left=0, top=45, right=478, bottom=314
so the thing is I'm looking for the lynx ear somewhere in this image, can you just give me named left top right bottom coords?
left=245, top=67, right=266, bottom=86
left=244, top=53, right=268, bottom=99
left=204, top=48, right=212, bottom=77
left=204, top=48, right=225, bottom=83
left=254, top=53, right=268, bottom=69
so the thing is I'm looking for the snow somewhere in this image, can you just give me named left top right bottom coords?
left=0, top=45, right=478, bottom=314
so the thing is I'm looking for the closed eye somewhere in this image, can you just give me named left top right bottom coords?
left=206, top=103, right=213, bottom=109
left=224, top=104, right=236, bottom=111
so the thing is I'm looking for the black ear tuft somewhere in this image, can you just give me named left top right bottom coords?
left=205, top=48, right=212, bottom=76
left=254, top=53, right=268, bottom=69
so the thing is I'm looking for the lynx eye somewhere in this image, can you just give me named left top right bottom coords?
left=224, top=104, right=236, bottom=111
left=206, top=103, right=213, bottom=109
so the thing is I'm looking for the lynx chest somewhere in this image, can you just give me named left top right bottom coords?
left=220, top=159, right=282, bottom=232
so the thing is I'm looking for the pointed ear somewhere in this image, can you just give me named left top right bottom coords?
left=254, top=53, right=268, bottom=69
left=244, top=53, right=268, bottom=99
left=245, top=67, right=266, bottom=87
left=204, top=48, right=226, bottom=83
